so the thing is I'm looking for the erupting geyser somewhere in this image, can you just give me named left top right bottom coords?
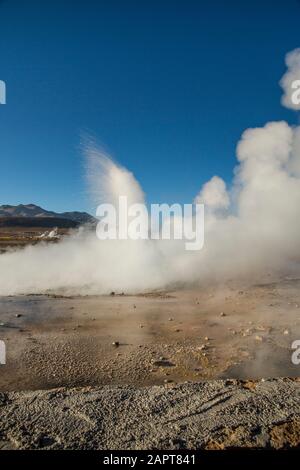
left=0, top=49, right=300, bottom=296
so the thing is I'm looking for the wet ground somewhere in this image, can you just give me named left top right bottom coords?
left=0, top=277, right=300, bottom=391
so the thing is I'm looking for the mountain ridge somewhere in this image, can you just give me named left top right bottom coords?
left=0, top=204, right=95, bottom=225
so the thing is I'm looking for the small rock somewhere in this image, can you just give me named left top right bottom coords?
left=220, top=312, right=226, bottom=317
left=110, top=292, right=115, bottom=296
left=283, top=329, right=290, bottom=335
left=255, top=335, right=263, bottom=342
left=168, top=318, right=173, bottom=322
left=112, top=341, right=120, bottom=347
left=15, top=313, right=22, bottom=318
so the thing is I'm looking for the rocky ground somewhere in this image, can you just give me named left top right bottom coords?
left=0, top=378, right=299, bottom=450
left=1, top=278, right=300, bottom=391
left=1, top=277, right=300, bottom=449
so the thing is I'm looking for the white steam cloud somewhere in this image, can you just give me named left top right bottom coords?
left=280, top=48, right=300, bottom=110
left=0, top=50, right=300, bottom=295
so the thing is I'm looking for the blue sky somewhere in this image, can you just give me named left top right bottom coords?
left=0, top=0, right=299, bottom=214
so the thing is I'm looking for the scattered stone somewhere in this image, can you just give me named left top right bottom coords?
left=224, top=379, right=233, bottom=386
left=153, top=359, right=174, bottom=367
left=257, top=325, right=267, bottom=331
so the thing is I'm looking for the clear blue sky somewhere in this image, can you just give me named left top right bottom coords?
left=0, top=0, right=299, bottom=214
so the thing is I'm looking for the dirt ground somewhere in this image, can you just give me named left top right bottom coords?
left=0, top=378, right=299, bottom=449
left=1, top=277, right=300, bottom=391
left=0, top=226, right=69, bottom=253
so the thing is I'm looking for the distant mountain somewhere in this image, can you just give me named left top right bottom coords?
left=0, top=204, right=96, bottom=225
left=0, top=216, right=79, bottom=229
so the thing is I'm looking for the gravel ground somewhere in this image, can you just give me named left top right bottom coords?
left=0, top=378, right=299, bottom=450
left=1, top=279, right=300, bottom=391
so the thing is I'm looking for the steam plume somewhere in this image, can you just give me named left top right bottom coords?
left=0, top=49, right=300, bottom=295
left=280, top=48, right=300, bottom=110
